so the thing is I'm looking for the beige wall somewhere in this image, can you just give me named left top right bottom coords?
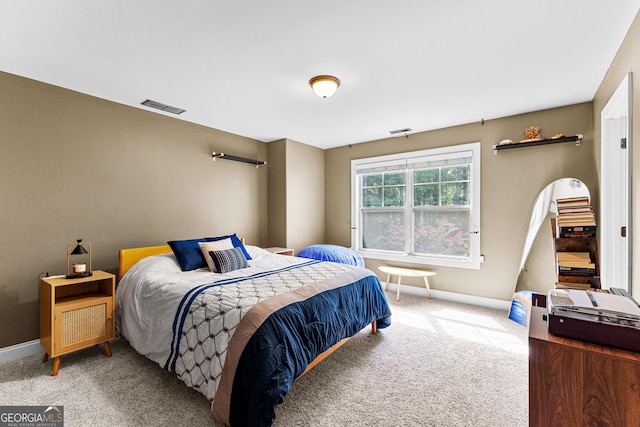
left=593, top=11, right=640, bottom=297
left=267, top=138, right=325, bottom=252
left=0, top=71, right=268, bottom=347
left=267, top=139, right=287, bottom=246
left=285, top=139, right=325, bottom=252
left=515, top=212, right=557, bottom=294
left=325, top=103, right=594, bottom=301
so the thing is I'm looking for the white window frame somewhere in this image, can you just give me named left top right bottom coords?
left=351, top=142, right=481, bottom=269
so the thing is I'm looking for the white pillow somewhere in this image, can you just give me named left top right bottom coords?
left=244, top=245, right=273, bottom=259
left=198, top=239, right=234, bottom=272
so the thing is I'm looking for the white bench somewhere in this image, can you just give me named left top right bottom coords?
left=378, top=265, right=435, bottom=301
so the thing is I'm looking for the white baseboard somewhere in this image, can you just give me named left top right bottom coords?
left=0, top=339, right=43, bottom=364
left=386, top=282, right=511, bottom=311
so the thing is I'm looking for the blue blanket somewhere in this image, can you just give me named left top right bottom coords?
left=211, top=268, right=391, bottom=426
left=298, top=244, right=365, bottom=267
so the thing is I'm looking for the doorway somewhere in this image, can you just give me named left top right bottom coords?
left=515, top=178, right=590, bottom=294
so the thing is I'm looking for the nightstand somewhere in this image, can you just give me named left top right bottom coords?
left=265, top=247, right=295, bottom=256
left=40, top=270, right=115, bottom=376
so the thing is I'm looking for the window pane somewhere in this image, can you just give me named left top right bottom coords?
left=414, top=210, right=469, bottom=257
left=362, top=174, right=382, bottom=187
left=414, top=169, right=439, bottom=183
left=441, top=165, right=469, bottom=182
left=414, top=184, right=439, bottom=206
left=362, top=211, right=405, bottom=251
left=353, top=143, right=480, bottom=268
left=384, top=186, right=405, bottom=207
left=362, top=188, right=382, bottom=207
left=384, top=172, right=406, bottom=185
left=441, top=182, right=469, bottom=205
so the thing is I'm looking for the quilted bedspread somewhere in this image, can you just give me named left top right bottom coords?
left=116, top=248, right=391, bottom=427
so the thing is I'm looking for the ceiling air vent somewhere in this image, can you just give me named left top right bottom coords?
left=141, top=99, right=186, bottom=115
left=389, top=127, right=413, bottom=137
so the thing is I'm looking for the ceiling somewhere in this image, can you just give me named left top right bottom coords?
left=2, top=1, right=639, bottom=150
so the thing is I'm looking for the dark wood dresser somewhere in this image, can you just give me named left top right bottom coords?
left=529, top=306, right=640, bottom=426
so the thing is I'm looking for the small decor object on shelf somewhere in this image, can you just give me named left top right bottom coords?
left=522, top=126, right=542, bottom=142
left=493, top=133, right=582, bottom=154
left=66, top=239, right=92, bottom=279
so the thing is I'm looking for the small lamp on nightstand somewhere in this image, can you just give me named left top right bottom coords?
left=66, top=239, right=93, bottom=279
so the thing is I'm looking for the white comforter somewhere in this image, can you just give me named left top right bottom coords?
left=115, top=245, right=355, bottom=399
left=116, top=246, right=307, bottom=364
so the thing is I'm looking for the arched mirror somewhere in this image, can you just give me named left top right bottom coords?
left=515, top=178, right=590, bottom=295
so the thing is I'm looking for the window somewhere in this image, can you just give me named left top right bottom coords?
left=351, top=142, right=481, bottom=269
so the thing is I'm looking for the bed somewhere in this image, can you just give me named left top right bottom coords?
left=115, top=239, right=391, bottom=427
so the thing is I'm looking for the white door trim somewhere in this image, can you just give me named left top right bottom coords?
left=600, top=72, right=632, bottom=291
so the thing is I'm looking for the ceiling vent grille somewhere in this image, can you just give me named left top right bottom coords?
left=389, top=127, right=413, bottom=137
left=141, top=99, right=186, bottom=115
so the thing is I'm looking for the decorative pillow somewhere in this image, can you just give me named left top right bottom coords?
left=205, top=233, right=252, bottom=260
left=167, top=238, right=208, bottom=271
left=208, top=247, right=249, bottom=273
left=198, top=239, right=234, bottom=272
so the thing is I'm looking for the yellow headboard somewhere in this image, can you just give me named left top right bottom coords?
left=118, top=244, right=172, bottom=279
left=118, top=238, right=246, bottom=280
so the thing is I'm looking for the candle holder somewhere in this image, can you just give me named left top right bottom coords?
left=66, top=239, right=93, bottom=279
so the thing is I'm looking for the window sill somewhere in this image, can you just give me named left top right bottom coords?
left=360, top=250, right=481, bottom=270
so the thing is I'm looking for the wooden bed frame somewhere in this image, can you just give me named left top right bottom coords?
left=118, top=244, right=377, bottom=379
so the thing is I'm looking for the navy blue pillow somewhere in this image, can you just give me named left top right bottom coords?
left=208, top=247, right=249, bottom=273
left=167, top=238, right=207, bottom=271
left=205, top=233, right=252, bottom=260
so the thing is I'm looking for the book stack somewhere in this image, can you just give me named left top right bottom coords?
left=556, top=251, right=596, bottom=276
left=556, top=252, right=596, bottom=290
left=556, top=197, right=596, bottom=238
left=554, top=281, right=591, bottom=290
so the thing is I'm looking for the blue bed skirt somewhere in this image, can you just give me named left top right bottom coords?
left=297, top=244, right=364, bottom=267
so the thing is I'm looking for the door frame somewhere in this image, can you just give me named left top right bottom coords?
left=600, top=72, right=632, bottom=291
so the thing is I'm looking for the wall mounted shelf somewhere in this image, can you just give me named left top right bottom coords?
left=493, top=134, right=583, bottom=155
left=212, top=152, right=266, bottom=167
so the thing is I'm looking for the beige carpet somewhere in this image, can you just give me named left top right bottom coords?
left=0, top=292, right=528, bottom=426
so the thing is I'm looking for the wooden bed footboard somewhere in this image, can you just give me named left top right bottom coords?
left=297, top=320, right=377, bottom=379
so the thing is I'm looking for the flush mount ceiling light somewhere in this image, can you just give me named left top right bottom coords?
left=309, top=75, right=340, bottom=98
